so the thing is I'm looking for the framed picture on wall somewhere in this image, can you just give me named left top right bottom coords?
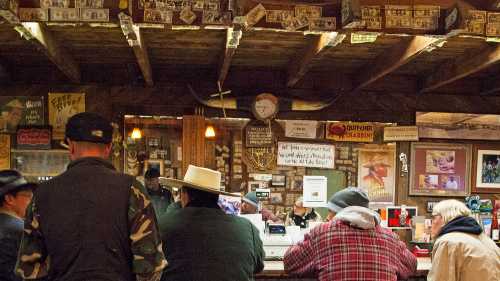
left=357, top=146, right=396, bottom=206
left=144, top=159, right=164, bottom=176
left=471, top=144, right=500, bottom=193
left=409, top=142, right=471, bottom=196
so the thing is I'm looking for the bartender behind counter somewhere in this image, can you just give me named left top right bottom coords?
left=284, top=196, right=322, bottom=228
left=241, top=191, right=282, bottom=222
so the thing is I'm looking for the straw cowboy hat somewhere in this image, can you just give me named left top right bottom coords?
left=163, top=165, right=240, bottom=197
left=362, top=154, right=391, bottom=169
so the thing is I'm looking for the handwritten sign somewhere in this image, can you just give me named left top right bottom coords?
left=277, top=142, right=335, bottom=169
left=326, top=122, right=374, bottom=142
left=246, top=124, right=273, bottom=147
left=16, top=127, right=52, bottom=149
left=285, top=120, right=317, bottom=139
left=384, top=126, right=419, bottom=141
left=48, top=93, right=85, bottom=139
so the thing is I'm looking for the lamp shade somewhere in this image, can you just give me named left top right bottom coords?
left=205, top=125, right=215, bottom=138
left=131, top=127, right=142, bottom=139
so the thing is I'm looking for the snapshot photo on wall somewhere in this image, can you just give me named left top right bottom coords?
left=410, top=142, right=471, bottom=196
left=472, top=144, right=500, bottom=193
left=357, top=146, right=396, bottom=205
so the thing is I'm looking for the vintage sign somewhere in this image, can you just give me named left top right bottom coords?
left=309, top=17, right=336, bottom=31
left=246, top=124, right=273, bottom=147
left=0, top=96, right=44, bottom=133
left=144, top=8, right=172, bottom=23
left=384, top=126, right=419, bottom=141
left=48, top=93, right=85, bottom=140
left=266, top=10, right=293, bottom=24
left=285, top=120, right=318, bottom=139
left=487, top=12, right=500, bottom=37
left=277, top=142, right=335, bottom=169
left=16, top=127, right=52, bottom=149
left=385, top=5, right=412, bottom=29
left=0, top=134, right=10, bottom=170
left=326, top=122, right=374, bottom=142
left=245, top=3, right=265, bottom=27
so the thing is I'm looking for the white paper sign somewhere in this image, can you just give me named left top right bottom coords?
left=277, top=142, right=335, bottom=169
left=249, top=173, right=272, bottom=181
left=303, top=176, right=327, bottom=208
left=285, top=120, right=318, bottom=139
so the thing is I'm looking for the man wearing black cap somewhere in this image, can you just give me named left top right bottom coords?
left=16, top=112, right=167, bottom=281
left=284, top=187, right=416, bottom=281
left=144, top=168, right=173, bottom=219
left=0, top=170, right=36, bottom=281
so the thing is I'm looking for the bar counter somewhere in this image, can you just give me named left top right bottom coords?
left=255, top=257, right=431, bottom=281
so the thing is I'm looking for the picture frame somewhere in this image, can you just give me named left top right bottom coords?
left=143, top=159, right=164, bottom=176
left=386, top=206, right=418, bottom=229
left=357, top=146, right=396, bottom=205
left=410, top=142, right=471, bottom=196
left=471, top=144, right=500, bottom=193
left=271, top=174, right=286, bottom=187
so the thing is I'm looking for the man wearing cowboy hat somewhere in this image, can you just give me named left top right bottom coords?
left=159, top=165, right=265, bottom=281
left=15, top=112, right=166, bottom=281
left=361, top=154, right=392, bottom=201
left=0, top=170, right=36, bottom=281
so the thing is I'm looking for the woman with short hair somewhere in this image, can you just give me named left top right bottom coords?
left=428, top=199, right=500, bottom=281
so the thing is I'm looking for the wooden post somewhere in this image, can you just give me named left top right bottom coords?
left=182, top=115, right=205, bottom=175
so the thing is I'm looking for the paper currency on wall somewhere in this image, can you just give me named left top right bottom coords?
left=365, top=17, right=382, bottom=29
left=469, top=10, right=487, bottom=22
left=266, top=10, right=293, bottom=24
left=309, top=17, right=336, bottom=31
left=414, top=5, right=440, bottom=18
left=19, top=8, right=49, bottom=21
left=486, top=22, right=500, bottom=37
left=180, top=6, right=196, bottom=24
left=144, top=8, right=172, bottom=23
left=385, top=5, right=412, bottom=17
left=50, top=8, right=79, bottom=21
left=245, top=3, right=266, bottom=27
left=80, top=8, right=109, bottom=22
left=361, top=6, right=381, bottom=18
left=282, top=16, right=308, bottom=31
left=413, top=17, right=438, bottom=30
left=41, top=0, right=70, bottom=9
left=386, top=16, right=412, bottom=28
left=202, top=10, right=230, bottom=25
left=75, top=0, right=103, bottom=8
left=294, top=5, right=322, bottom=20
left=204, top=0, right=219, bottom=12
left=488, top=12, right=500, bottom=23
left=467, top=21, right=485, bottom=34
left=192, top=0, right=204, bottom=11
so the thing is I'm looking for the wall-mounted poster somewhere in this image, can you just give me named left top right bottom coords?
left=0, top=96, right=45, bottom=133
left=0, top=134, right=10, bottom=169
left=277, top=142, right=335, bottom=169
left=48, top=93, right=85, bottom=140
left=326, top=122, right=374, bottom=142
left=410, top=142, right=471, bottom=197
left=472, top=144, right=500, bottom=193
left=357, top=146, right=396, bottom=205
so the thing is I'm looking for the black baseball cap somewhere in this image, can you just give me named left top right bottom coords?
left=65, top=112, right=112, bottom=144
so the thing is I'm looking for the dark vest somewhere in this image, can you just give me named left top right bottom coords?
left=36, top=157, right=134, bottom=281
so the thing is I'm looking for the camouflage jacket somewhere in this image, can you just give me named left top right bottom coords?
left=15, top=158, right=167, bottom=281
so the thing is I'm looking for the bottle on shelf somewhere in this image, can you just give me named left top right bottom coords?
left=492, top=207, right=499, bottom=242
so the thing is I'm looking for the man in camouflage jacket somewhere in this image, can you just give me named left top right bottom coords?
left=15, top=112, right=167, bottom=281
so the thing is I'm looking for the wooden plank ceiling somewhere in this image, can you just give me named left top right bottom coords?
left=0, top=0, right=499, bottom=98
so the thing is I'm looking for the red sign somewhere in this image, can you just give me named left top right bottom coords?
left=16, top=127, right=52, bottom=149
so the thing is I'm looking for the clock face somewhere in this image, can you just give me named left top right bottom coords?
left=253, top=94, right=278, bottom=121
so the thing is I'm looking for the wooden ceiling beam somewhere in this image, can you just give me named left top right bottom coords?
left=352, top=36, right=438, bottom=93
left=420, top=44, right=500, bottom=94
left=218, top=27, right=242, bottom=88
left=287, top=32, right=345, bottom=88
left=119, top=12, right=153, bottom=87
left=20, top=22, right=81, bottom=83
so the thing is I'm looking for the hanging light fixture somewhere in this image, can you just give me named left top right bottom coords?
left=131, top=127, right=142, bottom=139
left=205, top=125, right=215, bottom=138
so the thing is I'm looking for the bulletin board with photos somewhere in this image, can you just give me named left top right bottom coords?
left=409, top=142, right=471, bottom=197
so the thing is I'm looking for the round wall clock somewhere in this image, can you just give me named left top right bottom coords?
left=252, top=93, right=279, bottom=121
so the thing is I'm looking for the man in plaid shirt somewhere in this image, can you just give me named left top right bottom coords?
left=284, top=187, right=417, bottom=281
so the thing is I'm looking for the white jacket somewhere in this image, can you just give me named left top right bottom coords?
left=427, top=232, right=500, bottom=281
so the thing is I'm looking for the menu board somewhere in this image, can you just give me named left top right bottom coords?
left=277, top=142, right=335, bottom=169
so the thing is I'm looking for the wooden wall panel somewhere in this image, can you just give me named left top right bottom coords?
left=182, top=115, right=205, bottom=175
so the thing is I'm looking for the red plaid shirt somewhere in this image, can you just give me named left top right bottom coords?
left=284, top=220, right=417, bottom=281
